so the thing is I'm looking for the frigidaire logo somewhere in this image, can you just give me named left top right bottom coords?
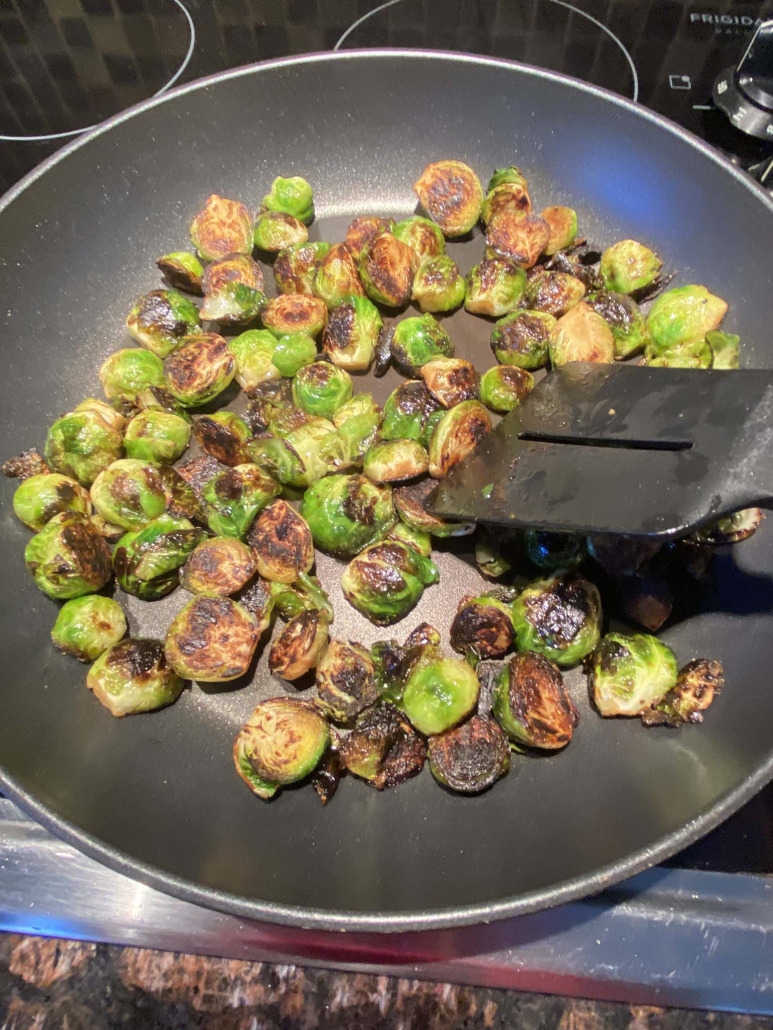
left=690, top=11, right=762, bottom=25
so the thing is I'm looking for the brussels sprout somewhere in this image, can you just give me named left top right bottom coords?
left=90, top=459, right=166, bottom=530
left=282, top=417, right=340, bottom=488
left=483, top=167, right=531, bottom=218
left=292, top=361, right=352, bottom=420
left=88, top=638, right=184, bottom=717
left=158, top=464, right=205, bottom=522
left=165, top=595, right=259, bottom=681
left=696, top=507, right=764, bottom=545
left=311, top=242, right=363, bottom=308
left=227, top=329, right=281, bottom=391
left=642, top=658, right=724, bottom=727
left=202, top=463, right=280, bottom=538
left=363, top=439, right=428, bottom=483
left=175, top=454, right=225, bottom=498
left=268, top=407, right=311, bottom=438
left=586, top=290, right=650, bottom=359
left=113, top=513, right=204, bottom=600
left=526, top=271, right=586, bottom=317
left=269, top=608, right=330, bottom=680
left=491, top=310, right=554, bottom=370
left=322, top=295, right=382, bottom=372
left=165, top=333, right=236, bottom=407
left=486, top=211, right=550, bottom=267
left=339, top=701, right=427, bottom=789
left=234, top=697, right=329, bottom=799
left=253, top=210, right=308, bottom=252
left=190, top=194, right=253, bottom=261
left=394, top=478, right=476, bottom=538
left=429, top=714, right=510, bottom=794
left=51, top=595, right=126, bottom=662
left=342, top=540, right=439, bottom=625
left=247, top=498, right=314, bottom=583
left=156, top=251, right=204, bottom=294
left=600, top=239, right=662, bottom=294
left=134, top=385, right=186, bottom=417
left=99, top=348, right=165, bottom=404
left=420, top=358, right=478, bottom=409
left=74, top=397, right=126, bottom=432
left=326, top=411, right=382, bottom=472
left=493, top=651, right=578, bottom=748
left=44, top=407, right=124, bottom=487
left=314, top=640, right=378, bottom=725
left=13, top=472, right=91, bottom=530
left=524, top=530, right=586, bottom=571
left=193, top=412, right=251, bottom=467
left=24, top=512, right=112, bottom=599
left=385, top=520, right=432, bottom=558
left=428, top=400, right=491, bottom=478
left=359, top=232, right=417, bottom=307
left=382, top=381, right=440, bottom=443
left=402, top=653, right=479, bottom=735
left=541, top=206, right=578, bottom=255
left=261, top=294, right=327, bottom=338
left=706, top=330, right=740, bottom=369
left=126, top=290, right=201, bottom=359
left=124, top=410, right=191, bottom=464
left=261, top=175, right=314, bottom=224
left=647, top=285, right=728, bottom=353
left=200, top=254, right=266, bottom=325
left=274, top=240, right=330, bottom=296
left=344, top=215, right=396, bottom=262
left=272, top=333, right=317, bottom=377
left=388, top=314, right=454, bottom=377
left=475, top=528, right=512, bottom=578
left=450, top=589, right=515, bottom=659
left=244, top=379, right=294, bottom=432
left=549, top=302, right=615, bottom=366
left=412, top=255, right=465, bottom=313
left=414, top=160, right=483, bottom=236
left=235, top=575, right=276, bottom=637
left=300, top=473, right=394, bottom=558
left=512, top=571, right=602, bottom=667
left=181, top=536, right=255, bottom=597
left=333, top=392, right=381, bottom=427
left=646, top=339, right=712, bottom=368
left=268, top=571, right=334, bottom=622
left=464, top=258, right=527, bottom=318
left=591, top=631, right=678, bottom=717
left=2, top=447, right=49, bottom=480
left=479, top=365, right=534, bottom=413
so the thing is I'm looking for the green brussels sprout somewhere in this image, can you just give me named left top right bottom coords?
left=392, top=216, right=445, bottom=264
left=234, top=697, right=329, bottom=799
left=429, top=714, right=510, bottom=794
left=312, top=243, right=364, bottom=308
left=253, top=210, right=308, bottom=252
left=385, top=520, right=432, bottom=558
left=450, top=588, right=515, bottom=658
left=322, top=295, right=382, bottom=372
left=158, top=463, right=206, bottom=523
left=646, top=339, right=713, bottom=368
left=126, top=290, right=201, bottom=359
left=269, top=608, right=330, bottom=681
left=268, top=570, right=334, bottom=622
left=524, top=531, right=586, bottom=571
left=13, top=472, right=91, bottom=530
left=484, top=167, right=531, bottom=217
left=363, top=439, right=429, bottom=483
left=541, top=206, right=578, bottom=256
left=339, top=700, right=427, bottom=788
left=388, top=313, right=454, bottom=377
left=428, top=400, right=492, bottom=478
left=479, top=365, right=534, bottom=413
left=486, top=211, right=550, bottom=267
left=90, top=458, right=167, bottom=530
left=382, top=381, right=441, bottom=442
left=591, top=631, right=678, bottom=717
left=282, top=417, right=340, bottom=487
left=24, top=512, right=112, bottom=599
left=359, top=232, right=417, bottom=307
left=326, top=410, right=382, bottom=471
left=272, top=333, right=317, bottom=377
left=193, top=412, right=251, bottom=467
left=300, top=473, right=394, bottom=558
left=412, top=255, right=466, bottom=313
left=113, top=513, right=204, bottom=600
left=493, top=651, right=578, bottom=748
left=600, top=239, right=662, bottom=294
left=247, top=498, right=314, bottom=583
left=491, top=310, right=554, bottom=370
left=333, top=392, right=381, bottom=427
left=88, top=638, right=184, bottom=717
left=274, top=240, right=330, bottom=295
left=181, top=536, right=255, bottom=597
left=228, top=329, right=281, bottom=391
left=512, top=571, right=602, bottom=667
left=706, top=330, right=740, bottom=369
left=99, top=348, right=165, bottom=403
left=200, top=254, right=266, bottom=325
left=586, top=291, right=650, bottom=359
left=549, top=302, right=616, bottom=366
left=647, top=285, right=728, bottom=352
left=124, top=410, right=191, bottom=464
left=261, top=175, right=314, bottom=224
left=292, top=361, right=352, bottom=420
left=315, top=640, right=378, bottom=725
left=51, top=595, right=127, bottom=662
left=74, top=397, right=126, bottom=432
left=343, top=215, right=394, bottom=260
left=693, top=507, right=763, bottom=545
left=261, top=294, right=327, bottom=338
left=422, top=355, right=479, bottom=410
left=165, top=595, right=259, bottom=681
left=464, top=258, right=527, bottom=317
left=190, top=194, right=253, bottom=261
left=526, top=271, right=586, bottom=317
left=202, top=463, right=280, bottom=539
left=342, top=540, right=439, bottom=625
left=413, top=160, right=483, bottom=236
left=394, top=479, right=476, bottom=538
left=402, top=653, right=479, bottom=734
left=156, top=250, right=204, bottom=294
left=165, top=333, right=236, bottom=407
left=244, top=378, right=294, bottom=432
left=45, top=407, right=124, bottom=487
left=642, top=658, right=723, bottom=727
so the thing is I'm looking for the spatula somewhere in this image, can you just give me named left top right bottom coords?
left=429, top=362, right=773, bottom=538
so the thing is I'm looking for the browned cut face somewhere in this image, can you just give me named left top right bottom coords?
left=316, top=639, right=378, bottom=724
left=137, top=291, right=190, bottom=338
left=414, top=161, right=480, bottom=235
left=268, top=609, right=328, bottom=680
left=506, top=651, right=579, bottom=748
left=344, top=215, right=394, bottom=262
left=166, top=596, right=258, bottom=681
left=248, top=499, right=314, bottom=584
left=523, top=573, right=596, bottom=648
left=190, top=194, right=252, bottom=260
left=261, top=294, right=327, bottom=336
left=362, top=234, right=416, bottom=306
left=156, top=256, right=202, bottom=295
left=450, top=600, right=514, bottom=658
left=428, top=714, right=510, bottom=793
left=106, top=638, right=166, bottom=686
left=529, top=272, right=586, bottom=317
left=486, top=212, right=551, bottom=267
left=193, top=416, right=245, bottom=467
left=317, top=243, right=364, bottom=296
left=203, top=254, right=264, bottom=294
left=430, top=403, right=492, bottom=478
left=165, top=333, right=235, bottom=396
left=421, top=358, right=479, bottom=408
left=182, top=537, right=255, bottom=596
left=323, top=301, right=356, bottom=356
left=61, top=517, right=112, bottom=584
left=1, top=447, right=49, bottom=479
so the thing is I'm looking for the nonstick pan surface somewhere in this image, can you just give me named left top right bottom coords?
left=1, top=51, right=773, bottom=932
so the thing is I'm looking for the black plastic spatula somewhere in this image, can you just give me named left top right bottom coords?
left=429, top=362, right=773, bottom=538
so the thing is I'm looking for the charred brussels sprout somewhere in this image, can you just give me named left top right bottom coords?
left=157, top=465, right=203, bottom=522
left=316, top=640, right=378, bottom=725
left=190, top=194, right=253, bottom=261
left=244, top=379, right=294, bottom=433
left=272, top=333, right=317, bottom=377
left=51, top=595, right=126, bottom=662
left=450, top=589, right=515, bottom=659
left=341, top=540, right=439, bottom=625
left=428, top=400, right=491, bottom=478
left=261, top=175, right=314, bottom=224
left=541, top=206, right=578, bottom=255
left=429, top=715, right=510, bottom=794
left=525, top=530, right=586, bottom=571
left=113, top=514, right=204, bottom=600
left=300, top=473, right=394, bottom=558
left=647, top=285, right=728, bottom=352
left=389, top=314, right=453, bottom=377
left=413, top=160, right=483, bottom=237
left=421, top=357, right=478, bottom=408
left=156, top=251, right=204, bottom=294
left=193, top=412, right=251, bottom=467
left=493, top=651, right=578, bottom=748
left=269, top=608, right=330, bottom=680
left=549, top=302, right=615, bottom=366
left=200, top=254, right=266, bottom=325
left=234, top=697, right=329, bottom=799
left=465, top=258, right=527, bottom=317
left=322, top=295, right=382, bottom=372
left=394, top=478, right=476, bottom=538
left=165, top=333, right=236, bottom=407
left=491, top=310, right=554, bottom=370
left=707, top=330, right=740, bottom=369
left=24, top=512, right=112, bottom=599
left=345, top=215, right=396, bottom=262
left=359, top=232, right=417, bottom=307
left=642, top=659, right=724, bottom=727
left=45, top=407, right=124, bottom=487
left=228, top=329, right=281, bottom=391
left=202, top=463, right=280, bottom=539
left=486, top=211, right=550, bottom=268
left=292, top=361, right=352, bottom=420
left=247, top=499, right=314, bottom=583
left=600, top=240, right=662, bottom=294
left=88, top=638, right=184, bottom=717
left=526, top=271, right=586, bottom=317
left=181, top=536, right=255, bottom=597
left=382, top=381, right=441, bottom=442
left=412, top=255, right=466, bottom=313
left=402, top=653, right=479, bottom=735
left=13, top=472, right=91, bottom=530
left=261, top=294, right=327, bottom=338
left=512, top=571, right=602, bottom=667
left=274, top=240, right=330, bottom=295
left=90, top=459, right=167, bottom=530
left=340, top=701, right=426, bottom=789
left=693, top=508, right=763, bottom=545
left=99, top=348, right=165, bottom=403
left=483, top=167, right=531, bottom=218
left=165, top=595, right=259, bottom=681
left=253, top=210, right=308, bottom=252
left=385, top=520, right=432, bottom=558
left=591, top=632, right=678, bottom=717
left=392, top=215, right=445, bottom=263
left=586, top=291, right=649, bottom=359
left=313, top=243, right=364, bottom=308
left=124, top=410, right=191, bottom=464
left=479, top=365, right=534, bottom=413
left=646, top=339, right=712, bottom=368
left=364, top=439, right=428, bottom=483
left=126, top=290, right=201, bottom=359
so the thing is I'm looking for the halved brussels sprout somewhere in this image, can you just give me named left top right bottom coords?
left=412, top=255, right=465, bottom=313
left=394, top=478, right=476, bottom=538
left=385, top=520, right=432, bottom=558
left=586, top=291, right=650, bottom=359
left=2, top=447, right=49, bottom=480
left=642, top=658, right=723, bottom=727
left=99, top=348, right=165, bottom=403
left=156, top=251, right=204, bottom=294
left=693, top=507, right=764, bottom=545
left=228, top=329, right=281, bottom=391
left=244, top=379, right=294, bottom=433
left=90, top=459, right=167, bottom=530
left=74, top=397, right=126, bottom=432
left=51, top=595, right=126, bottom=662
left=340, top=701, right=427, bottom=789
left=428, top=400, right=491, bottom=478
left=269, top=608, right=330, bottom=681
left=450, top=588, right=515, bottom=658
left=181, top=536, right=256, bottom=597
left=420, top=357, right=479, bottom=408
left=126, top=290, right=201, bottom=359
left=158, top=464, right=206, bottom=522
left=344, top=215, right=396, bottom=262
left=706, top=330, right=740, bottom=369
left=359, top=232, right=417, bottom=307
left=341, top=540, right=439, bottom=625
left=247, top=499, right=314, bottom=583
left=526, top=271, right=586, bottom=317
left=165, top=595, right=259, bottom=681
left=512, top=571, right=602, bottom=667
left=24, top=512, right=112, bottom=599
left=549, top=302, right=615, bottom=366
left=333, top=393, right=381, bottom=427
left=261, top=294, right=327, bottom=338
left=402, top=653, right=479, bottom=735
left=525, top=530, right=586, bottom=571
left=274, top=240, right=330, bottom=296
left=113, top=513, right=204, bottom=600
left=124, top=410, right=191, bottom=465
left=491, top=310, right=554, bottom=370
left=165, top=333, right=236, bottom=407
left=541, top=206, right=578, bottom=255
left=272, top=333, right=317, bottom=377
left=591, top=631, right=678, bottom=717
left=261, top=175, right=314, bottom=224
left=300, top=473, right=394, bottom=558
left=234, top=575, right=275, bottom=637
left=88, top=638, right=184, bottom=717
left=493, top=651, right=578, bottom=748
left=312, top=243, right=364, bottom=308
left=363, top=439, right=428, bottom=483
left=392, top=215, right=445, bottom=263
left=464, top=258, right=527, bottom=318
left=600, top=240, right=662, bottom=294
left=45, top=408, right=124, bottom=487
left=429, top=714, right=510, bottom=793
left=175, top=454, right=225, bottom=499
left=202, top=463, right=280, bottom=538
left=389, top=313, right=454, bottom=377
left=322, top=295, right=382, bottom=372
left=483, top=167, right=531, bottom=219
left=268, top=571, right=333, bottom=622
left=479, top=365, right=534, bottom=413
left=190, top=194, right=252, bottom=260
left=193, top=412, right=251, bottom=467
left=282, top=417, right=340, bottom=488
left=646, top=285, right=728, bottom=352
left=292, top=361, right=352, bottom=420
left=413, top=160, right=483, bottom=236
left=200, top=254, right=266, bottom=325
left=253, top=210, right=308, bottom=252
left=315, top=640, right=378, bottom=725
left=382, top=381, right=441, bottom=443
left=234, top=697, right=329, bottom=799
left=13, top=472, right=91, bottom=530
left=486, top=211, right=550, bottom=267
left=646, top=340, right=712, bottom=368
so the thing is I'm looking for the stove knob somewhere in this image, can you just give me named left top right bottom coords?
left=713, top=20, right=773, bottom=141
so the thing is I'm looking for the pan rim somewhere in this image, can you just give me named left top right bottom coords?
left=2, top=48, right=773, bottom=933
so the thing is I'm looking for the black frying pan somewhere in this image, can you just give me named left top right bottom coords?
left=1, top=51, right=773, bottom=933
